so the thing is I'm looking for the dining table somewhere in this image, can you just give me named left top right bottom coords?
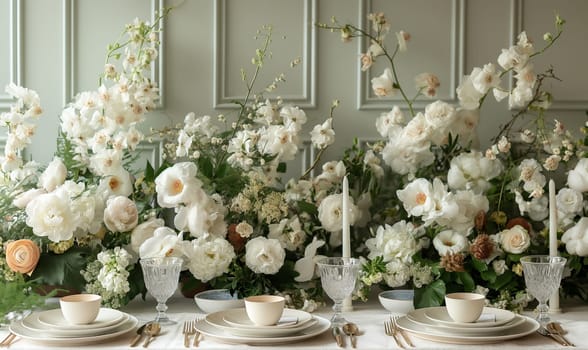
left=1, top=293, right=587, bottom=350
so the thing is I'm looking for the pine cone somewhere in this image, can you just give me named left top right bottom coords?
left=440, top=253, right=465, bottom=272
left=469, top=234, right=494, bottom=260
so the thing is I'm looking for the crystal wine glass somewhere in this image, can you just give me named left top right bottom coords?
left=520, top=255, right=566, bottom=325
left=316, top=257, right=361, bottom=326
left=140, top=256, right=183, bottom=325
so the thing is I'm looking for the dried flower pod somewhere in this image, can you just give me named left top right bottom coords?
left=440, top=252, right=465, bottom=272
left=474, top=210, right=486, bottom=231
left=5, top=239, right=41, bottom=275
left=227, top=223, right=246, bottom=252
left=469, top=234, right=494, bottom=260
left=506, top=217, right=532, bottom=234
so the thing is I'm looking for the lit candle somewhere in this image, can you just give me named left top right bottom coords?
left=548, top=179, right=561, bottom=313
left=342, top=175, right=350, bottom=258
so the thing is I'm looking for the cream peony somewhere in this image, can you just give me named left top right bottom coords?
left=365, top=221, right=422, bottom=263
left=245, top=236, right=285, bottom=275
left=139, top=226, right=184, bottom=259
left=155, top=162, right=205, bottom=208
left=561, top=217, right=588, bottom=256
left=103, top=196, right=138, bottom=233
left=433, top=230, right=468, bottom=256
left=383, top=260, right=411, bottom=288
left=498, top=225, right=531, bottom=254
left=38, top=157, right=67, bottom=192
left=130, top=217, right=165, bottom=253
left=182, top=236, right=235, bottom=282
left=317, top=193, right=359, bottom=233
left=567, top=158, right=588, bottom=192
left=25, top=191, right=76, bottom=242
left=13, top=188, right=46, bottom=209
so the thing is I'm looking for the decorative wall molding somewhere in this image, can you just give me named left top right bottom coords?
left=213, top=0, right=317, bottom=109
left=357, top=0, right=465, bottom=111
left=513, top=0, right=587, bottom=110
left=0, top=0, right=22, bottom=112
left=135, top=139, right=164, bottom=171
left=300, top=140, right=317, bottom=178
left=62, top=0, right=165, bottom=107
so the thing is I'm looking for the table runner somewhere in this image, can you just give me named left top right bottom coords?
left=1, top=295, right=586, bottom=349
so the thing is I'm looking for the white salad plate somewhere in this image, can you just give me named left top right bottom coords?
left=21, top=311, right=130, bottom=337
left=423, top=307, right=516, bottom=328
left=396, top=314, right=539, bottom=345
left=36, top=308, right=125, bottom=330
left=207, top=308, right=316, bottom=337
left=406, top=308, right=526, bottom=335
left=221, top=308, right=313, bottom=329
left=196, top=315, right=331, bottom=345
left=10, top=314, right=138, bottom=346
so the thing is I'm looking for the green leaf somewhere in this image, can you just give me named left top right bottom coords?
left=276, top=162, right=287, bottom=173
left=297, top=201, right=318, bottom=216
left=455, top=271, right=475, bottom=291
left=414, top=280, right=446, bottom=308
left=480, top=269, right=497, bottom=283
left=489, top=270, right=514, bottom=290
left=30, top=247, right=91, bottom=290
left=471, top=258, right=488, bottom=272
left=198, top=157, right=214, bottom=178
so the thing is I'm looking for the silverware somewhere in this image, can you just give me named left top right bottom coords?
left=0, top=332, right=16, bottom=347
left=331, top=326, right=344, bottom=347
left=142, top=322, right=161, bottom=348
left=547, top=322, right=575, bottom=347
left=391, top=316, right=414, bottom=347
left=193, top=318, right=203, bottom=347
left=384, top=320, right=404, bottom=349
left=342, top=322, right=359, bottom=348
left=537, top=326, right=567, bottom=346
left=130, top=322, right=152, bottom=347
left=183, top=320, right=196, bottom=347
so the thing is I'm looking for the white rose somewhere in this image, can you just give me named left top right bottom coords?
left=13, top=188, right=46, bottom=209
left=561, top=217, right=588, bottom=256
left=499, top=225, right=531, bottom=254
left=25, top=191, right=76, bottom=242
left=567, top=158, right=588, bottom=192
left=131, top=218, right=165, bottom=253
left=492, top=259, right=507, bottom=275
left=383, top=260, right=411, bottom=288
left=38, top=157, right=67, bottom=192
left=317, top=193, right=359, bottom=233
left=139, top=227, right=183, bottom=259
left=245, top=237, right=285, bottom=275
left=103, top=196, right=138, bottom=233
left=182, top=237, right=235, bottom=282
left=433, top=230, right=468, bottom=256
left=365, top=221, right=421, bottom=263
left=375, top=106, right=404, bottom=138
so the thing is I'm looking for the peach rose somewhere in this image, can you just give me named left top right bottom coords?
left=5, top=239, right=41, bottom=275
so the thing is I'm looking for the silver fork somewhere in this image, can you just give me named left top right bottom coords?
left=391, top=316, right=414, bottom=347
left=384, top=320, right=405, bottom=349
left=183, top=320, right=196, bottom=348
left=0, top=332, right=16, bottom=347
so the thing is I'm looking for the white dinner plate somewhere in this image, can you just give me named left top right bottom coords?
left=208, top=312, right=318, bottom=338
left=406, top=308, right=526, bottom=335
left=397, top=315, right=539, bottom=345
left=195, top=315, right=331, bottom=345
left=423, top=307, right=516, bottom=328
left=10, top=314, right=138, bottom=346
left=36, top=308, right=125, bottom=330
left=21, top=311, right=129, bottom=337
left=221, top=308, right=313, bottom=329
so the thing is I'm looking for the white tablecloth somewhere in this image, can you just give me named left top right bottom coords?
left=2, top=295, right=587, bottom=349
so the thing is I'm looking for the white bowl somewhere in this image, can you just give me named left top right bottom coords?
left=194, top=289, right=244, bottom=314
left=378, top=289, right=415, bottom=315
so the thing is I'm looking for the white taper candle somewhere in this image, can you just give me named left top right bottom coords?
left=342, top=175, right=350, bottom=258
left=548, top=179, right=561, bottom=313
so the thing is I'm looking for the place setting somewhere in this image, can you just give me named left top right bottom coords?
left=193, top=294, right=331, bottom=345
left=6, top=294, right=138, bottom=346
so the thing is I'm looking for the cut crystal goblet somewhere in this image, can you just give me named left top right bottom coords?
left=140, top=256, right=183, bottom=325
left=316, top=257, right=361, bottom=326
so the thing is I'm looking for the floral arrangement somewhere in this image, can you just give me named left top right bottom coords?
left=318, top=12, right=588, bottom=310
left=0, top=10, right=170, bottom=309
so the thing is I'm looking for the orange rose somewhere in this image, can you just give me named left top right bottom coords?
left=5, top=239, right=41, bottom=275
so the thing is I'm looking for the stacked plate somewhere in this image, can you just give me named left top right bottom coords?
left=194, top=308, right=331, bottom=345
left=396, top=306, right=540, bottom=345
left=9, top=308, right=138, bottom=346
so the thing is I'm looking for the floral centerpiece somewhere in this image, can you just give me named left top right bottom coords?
left=318, top=12, right=588, bottom=310
left=0, top=10, right=170, bottom=309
